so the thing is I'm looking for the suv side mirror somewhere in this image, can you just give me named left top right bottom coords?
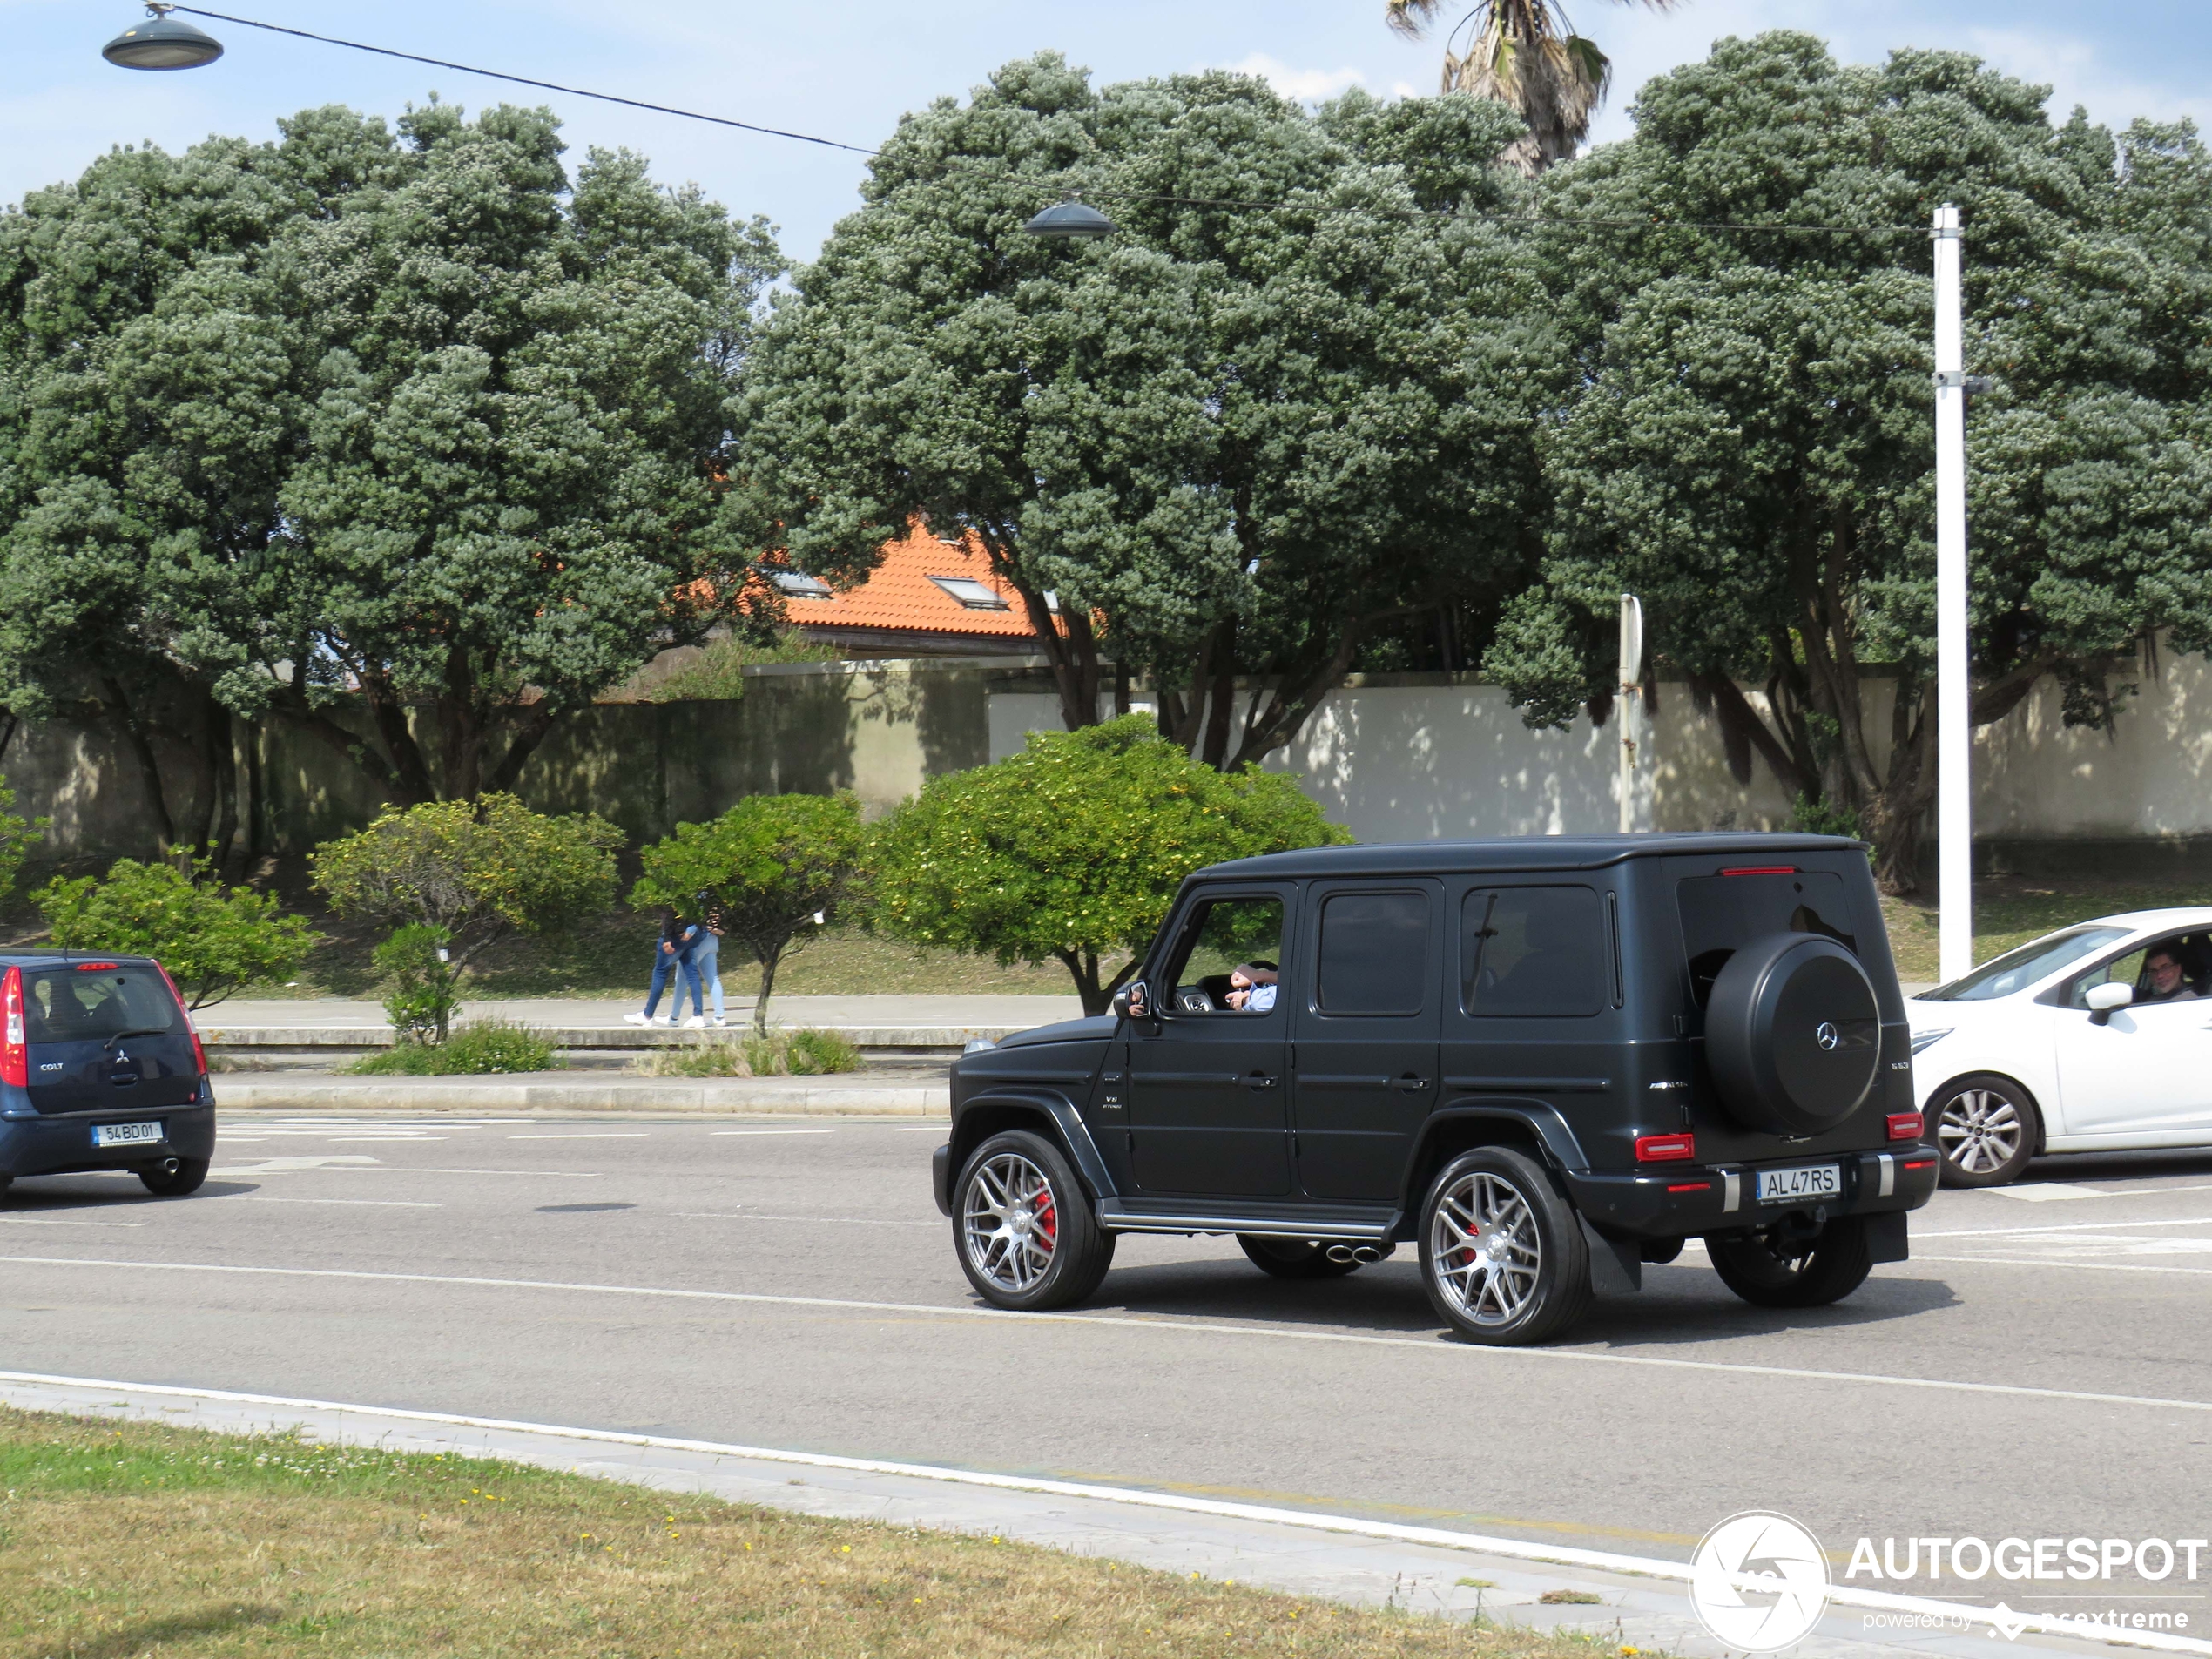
left=1114, top=981, right=1151, bottom=1023
left=2086, top=981, right=2133, bottom=1024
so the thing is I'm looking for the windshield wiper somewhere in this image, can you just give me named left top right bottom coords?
left=102, top=1027, right=172, bottom=1053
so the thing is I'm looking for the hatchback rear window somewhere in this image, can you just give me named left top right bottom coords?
left=21, top=965, right=182, bottom=1044
left=1677, top=871, right=1856, bottom=1007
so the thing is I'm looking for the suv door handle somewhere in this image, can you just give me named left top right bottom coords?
left=1394, top=1074, right=1431, bottom=1093
left=1246, top=1072, right=1278, bottom=1089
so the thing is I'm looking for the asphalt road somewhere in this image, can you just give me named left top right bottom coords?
left=5, top=1111, right=2211, bottom=1617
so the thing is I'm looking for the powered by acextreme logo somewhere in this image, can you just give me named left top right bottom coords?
left=1689, top=1512, right=1832, bottom=1651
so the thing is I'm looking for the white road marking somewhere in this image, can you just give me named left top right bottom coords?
left=1988, top=1182, right=2108, bottom=1201
left=508, top=1133, right=645, bottom=1141
left=708, top=1129, right=835, bottom=1137
left=213, top=1162, right=597, bottom=1178
left=676, top=1211, right=938, bottom=1227
left=209, top=1196, right=440, bottom=1210
left=7, top=1252, right=2212, bottom=1416
left=1916, top=1253, right=2212, bottom=1277
left=3, top=1369, right=2202, bottom=1656
left=889, top=1125, right=948, bottom=1132
left=1920, top=1214, right=2212, bottom=1238
left=326, top=1136, right=448, bottom=1143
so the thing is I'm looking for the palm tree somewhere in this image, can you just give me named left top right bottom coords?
left=1384, top=0, right=1676, bottom=174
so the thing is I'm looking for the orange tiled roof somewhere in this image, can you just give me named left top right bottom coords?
left=780, top=522, right=1055, bottom=639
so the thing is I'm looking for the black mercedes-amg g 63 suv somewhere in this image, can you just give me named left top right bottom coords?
left=933, top=833, right=1936, bottom=1345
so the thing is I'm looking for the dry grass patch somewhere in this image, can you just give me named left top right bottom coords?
left=0, top=1409, right=1621, bottom=1659
left=1883, top=873, right=2212, bottom=982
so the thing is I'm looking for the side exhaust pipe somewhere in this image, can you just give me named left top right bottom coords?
left=1325, top=1244, right=1393, bottom=1264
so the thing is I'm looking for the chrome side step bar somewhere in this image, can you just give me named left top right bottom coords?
left=1097, top=1204, right=1393, bottom=1241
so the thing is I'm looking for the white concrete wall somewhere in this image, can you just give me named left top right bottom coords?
left=985, top=657, right=2212, bottom=847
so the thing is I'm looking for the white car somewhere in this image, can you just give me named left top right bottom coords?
left=1907, top=908, right=2212, bottom=1186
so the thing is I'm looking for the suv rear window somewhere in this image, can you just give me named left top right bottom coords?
left=1677, top=871, right=1856, bottom=1007
left=22, top=964, right=182, bottom=1044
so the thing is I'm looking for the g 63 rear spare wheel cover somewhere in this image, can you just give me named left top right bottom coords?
left=1706, top=932, right=1880, bottom=1135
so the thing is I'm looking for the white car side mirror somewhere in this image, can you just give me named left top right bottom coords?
left=2086, top=981, right=2133, bottom=1024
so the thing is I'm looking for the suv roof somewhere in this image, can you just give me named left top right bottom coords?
left=1210, top=832, right=1869, bottom=880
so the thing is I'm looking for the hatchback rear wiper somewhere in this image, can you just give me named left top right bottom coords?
left=102, top=1027, right=172, bottom=1052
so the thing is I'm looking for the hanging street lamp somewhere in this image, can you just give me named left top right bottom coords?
left=1022, top=196, right=1116, bottom=242
left=103, top=3, right=224, bottom=70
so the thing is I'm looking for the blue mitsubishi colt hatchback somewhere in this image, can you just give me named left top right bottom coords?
left=1, top=954, right=216, bottom=1200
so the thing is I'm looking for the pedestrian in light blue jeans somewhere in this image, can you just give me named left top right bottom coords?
left=680, top=893, right=725, bottom=1028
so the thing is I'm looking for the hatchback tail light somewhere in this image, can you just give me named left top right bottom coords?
left=152, top=961, right=207, bottom=1077
left=1886, top=1112, right=1925, bottom=1142
left=1, top=966, right=24, bottom=1089
left=1635, top=1133, right=1696, bottom=1163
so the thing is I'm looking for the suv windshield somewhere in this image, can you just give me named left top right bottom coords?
left=1919, top=926, right=2130, bottom=1002
left=21, top=964, right=182, bottom=1044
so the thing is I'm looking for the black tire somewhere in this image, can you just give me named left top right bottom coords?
left=1238, top=1236, right=1361, bottom=1279
left=1418, top=1147, right=1593, bottom=1345
left=138, top=1157, right=209, bottom=1197
left=1928, top=1074, right=2040, bottom=1188
left=1708, top=1215, right=1875, bottom=1307
left=954, top=1130, right=1114, bottom=1311
left=0, top=1175, right=11, bottom=1206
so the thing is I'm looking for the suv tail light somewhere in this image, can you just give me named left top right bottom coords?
left=2, top=966, right=24, bottom=1088
left=1886, top=1111, right=1925, bottom=1142
left=152, top=961, right=207, bottom=1077
left=1635, top=1133, right=1696, bottom=1163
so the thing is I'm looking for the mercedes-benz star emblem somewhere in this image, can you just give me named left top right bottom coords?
left=1815, top=1022, right=1839, bottom=1051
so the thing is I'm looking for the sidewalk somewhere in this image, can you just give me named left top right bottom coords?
left=0, top=1372, right=2144, bottom=1659
left=212, top=1068, right=948, bottom=1116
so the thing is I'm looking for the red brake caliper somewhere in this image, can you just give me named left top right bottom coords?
left=1034, top=1186, right=1056, bottom=1248
left=1460, top=1222, right=1480, bottom=1269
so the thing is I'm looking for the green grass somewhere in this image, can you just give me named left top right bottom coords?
left=0, top=1408, right=1604, bottom=1659
left=1883, top=873, right=2212, bottom=982
left=635, top=1028, right=865, bottom=1077
left=345, top=1019, right=559, bottom=1075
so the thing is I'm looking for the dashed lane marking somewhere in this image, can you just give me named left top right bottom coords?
left=208, top=1197, right=441, bottom=1209
left=5, top=1254, right=2212, bottom=1415
left=708, top=1130, right=835, bottom=1137
left=507, top=1133, right=646, bottom=1141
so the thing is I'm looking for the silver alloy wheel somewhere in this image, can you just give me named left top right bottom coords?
left=1429, top=1170, right=1541, bottom=1326
left=1938, top=1088, right=2023, bottom=1174
left=961, top=1151, right=1059, bottom=1293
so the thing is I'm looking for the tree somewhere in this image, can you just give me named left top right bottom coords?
left=0, top=775, right=43, bottom=905
left=311, top=795, right=620, bottom=1015
left=0, top=102, right=782, bottom=819
left=1485, top=35, right=2212, bottom=890
left=631, top=792, right=863, bottom=1035
left=1384, top=0, right=1678, bottom=173
left=867, top=716, right=1350, bottom=1013
left=34, top=858, right=314, bottom=1009
left=732, top=57, right=1554, bottom=767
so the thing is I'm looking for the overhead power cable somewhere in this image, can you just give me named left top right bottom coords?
left=167, top=6, right=882, bottom=156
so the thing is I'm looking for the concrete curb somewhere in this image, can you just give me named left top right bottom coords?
left=211, top=1074, right=948, bottom=1116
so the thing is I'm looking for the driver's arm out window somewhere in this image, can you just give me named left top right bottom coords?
left=1165, top=896, right=1286, bottom=1015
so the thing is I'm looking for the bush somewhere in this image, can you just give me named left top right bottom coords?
left=348, top=1019, right=556, bottom=1076
left=312, top=794, right=622, bottom=968
left=34, top=857, right=315, bottom=1008
left=374, top=924, right=463, bottom=1044
left=633, top=1028, right=862, bottom=1077
left=631, top=792, right=862, bottom=1035
left=0, top=774, right=46, bottom=904
left=868, top=716, right=1351, bottom=1012
left=645, top=630, right=841, bottom=700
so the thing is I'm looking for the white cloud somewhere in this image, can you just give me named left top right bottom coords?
left=1221, top=52, right=1370, bottom=102
left=1966, top=26, right=2209, bottom=130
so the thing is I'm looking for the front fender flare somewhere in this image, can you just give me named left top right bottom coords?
left=949, top=1088, right=1119, bottom=1211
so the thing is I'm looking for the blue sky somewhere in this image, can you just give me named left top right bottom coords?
left=10, top=2, right=2209, bottom=261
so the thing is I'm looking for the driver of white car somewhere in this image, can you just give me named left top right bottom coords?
left=2140, top=943, right=2202, bottom=1003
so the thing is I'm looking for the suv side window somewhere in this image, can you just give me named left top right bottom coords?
left=1316, top=891, right=1428, bottom=1015
left=1163, top=894, right=1286, bottom=1015
left=1461, top=887, right=1605, bottom=1017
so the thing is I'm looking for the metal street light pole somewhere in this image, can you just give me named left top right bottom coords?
left=1932, top=203, right=1972, bottom=983
left=1617, top=593, right=1643, bottom=834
